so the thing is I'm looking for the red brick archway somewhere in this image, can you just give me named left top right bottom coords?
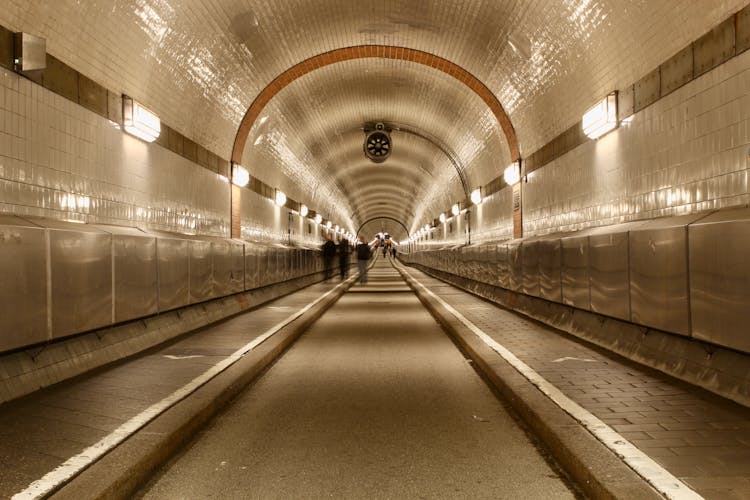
left=230, top=45, right=520, bottom=238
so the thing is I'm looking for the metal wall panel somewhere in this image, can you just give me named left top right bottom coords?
left=507, top=240, right=523, bottom=292
left=157, top=237, right=189, bottom=312
left=496, top=243, right=510, bottom=289
left=211, top=240, right=233, bottom=298
left=538, top=238, right=562, bottom=302
left=561, top=235, right=590, bottom=309
left=49, top=226, right=112, bottom=338
left=113, top=234, right=157, bottom=323
left=589, top=228, right=633, bottom=321
left=689, top=208, right=750, bottom=353
left=629, top=214, right=706, bottom=335
left=0, top=216, right=47, bottom=351
left=189, top=239, right=213, bottom=303
left=230, top=240, right=245, bottom=292
left=522, top=240, right=540, bottom=297
left=244, top=243, right=259, bottom=290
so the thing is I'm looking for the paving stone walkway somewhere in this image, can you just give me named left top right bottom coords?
left=405, top=266, right=750, bottom=500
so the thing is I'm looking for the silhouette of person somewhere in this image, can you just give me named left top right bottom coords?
left=338, top=237, right=350, bottom=280
left=322, top=235, right=336, bottom=280
left=356, top=236, right=371, bottom=284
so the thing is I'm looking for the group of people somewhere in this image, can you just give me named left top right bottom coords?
left=321, top=235, right=373, bottom=284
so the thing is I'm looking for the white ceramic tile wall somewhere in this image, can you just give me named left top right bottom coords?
left=3, top=1, right=742, bottom=238
left=523, top=49, right=750, bottom=236
left=0, top=67, right=230, bottom=235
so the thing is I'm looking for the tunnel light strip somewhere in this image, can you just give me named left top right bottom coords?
left=12, top=277, right=355, bottom=500
left=399, top=266, right=703, bottom=500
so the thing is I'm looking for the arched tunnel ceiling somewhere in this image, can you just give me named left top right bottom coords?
left=3, top=1, right=746, bottom=232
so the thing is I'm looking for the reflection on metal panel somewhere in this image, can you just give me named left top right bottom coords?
left=561, top=235, right=590, bottom=309
left=689, top=208, right=750, bottom=353
left=211, top=240, right=233, bottom=298
left=49, top=227, right=112, bottom=338
left=507, top=241, right=523, bottom=292
left=157, top=238, right=189, bottom=312
left=244, top=243, right=259, bottom=289
left=230, top=241, right=245, bottom=292
left=189, top=240, right=213, bottom=303
left=0, top=216, right=47, bottom=351
left=589, top=231, right=631, bottom=321
left=496, top=243, right=509, bottom=289
left=522, top=240, right=540, bottom=297
left=113, top=234, right=157, bottom=323
left=538, top=238, right=562, bottom=302
left=630, top=214, right=706, bottom=335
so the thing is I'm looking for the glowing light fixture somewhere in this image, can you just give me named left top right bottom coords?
left=451, top=204, right=460, bottom=216
left=314, top=214, right=323, bottom=224
left=326, top=220, right=332, bottom=229
left=275, top=190, right=287, bottom=207
left=300, top=204, right=308, bottom=217
left=504, top=162, right=521, bottom=186
left=424, top=224, right=430, bottom=232
left=232, top=164, right=250, bottom=187
left=471, top=188, right=482, bottom=205
left=439, top=213, right=446, bottom=223
left=335, top=225, right=340, bottom=233
left=122, top=96, right=160, bottom=142
left=582, top=92, right=618, bottom=139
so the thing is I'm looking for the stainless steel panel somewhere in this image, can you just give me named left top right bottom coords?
left=660, top=45, right=693, bottom=95
left=189, top=239, right=213, bottom=303
left=629, top=214, right=706, bottom=335
left=0, top=216, right=47, bottom=351
left=689, top=208, right=750, bottom=353
left=507, top=240, right=523, bottom=292
left=589, top=231, right=631, bottom=321
left=230, top=241, right=245, bottom=292
left=49, top=227, right=112, bottom=338
left=13, top=32, right=46, bottom=72
left=157, top=237, right=189, bottom=312
left=561, top=235, right=590, bottom=309
left=244, top=243, right=259, bottom=290
left=634, top=67, right=660, bottom=112
left=522, top=240, right=540, bottom=297
left=496, top=243, right=509, bottom=289
left=693, top=17, right=735, bottom=76
left=211, top=240, right=233, bottom=298
left=113, top=234, right=157, bottom=323
left=538, top=238, right=562, bottom=302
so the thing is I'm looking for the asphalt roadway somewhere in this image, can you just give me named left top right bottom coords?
left=137, top=259, right=578, bottom=499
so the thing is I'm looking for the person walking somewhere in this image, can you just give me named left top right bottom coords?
left=356, top=236, right=371, bottom=285
left=338, top=237, right=350, bottom=280
left=322, top=235, right=336, bottom=280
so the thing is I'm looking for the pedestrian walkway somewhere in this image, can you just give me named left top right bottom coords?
left=400, top=264, right=750, bottom=500
left=0, top=276, right=348, bottom=498
left=138, top=259, right=576, bottom=499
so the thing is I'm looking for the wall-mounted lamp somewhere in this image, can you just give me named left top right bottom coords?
left=439, top=213, right=446, bottom=223
left=122, top=96, right=160, bottom=142
left=326, top=220, right=332, bottom=229
left=232, top=163, right=250, bottom=187
left=424, top=224, right=430, bottom=232
left=275, top=190, right=287, bottom=207
left=314, top=214, right=323, bottom=224
left=503, top=161, right=521, bottom=186
left=582, top=91, right=618, bottom=139
left=451, top=204, right=460, bottom=216
left=471, top=188, right=482, bottom=205
left=300, top=204, right=309, bottom=217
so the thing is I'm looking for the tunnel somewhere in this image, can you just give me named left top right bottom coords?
left=1, top=1, right=750, bottom=498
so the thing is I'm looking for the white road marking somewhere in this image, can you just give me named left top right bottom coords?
left=400, top=267, right=703, bottom=500
left=552, top=356, right=597, bottom=363
left=13, top=277, right=354, bottom=500
left=163, top=355, right=204, bottom=360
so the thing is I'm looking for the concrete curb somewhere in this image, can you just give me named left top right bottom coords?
left=51, top=277, right=355, bottom=500
left=396, top=265, right=661, bottom=500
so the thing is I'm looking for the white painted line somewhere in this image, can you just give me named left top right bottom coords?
left=401, top=267, right=703, bottom=500
left=552, top=356, right=597, bottom=363
left=13, top=277, right=354, bottom=500
left=163, top=355, right=204, bottom=360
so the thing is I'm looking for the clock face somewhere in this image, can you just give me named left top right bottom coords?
left=365, top=130, right=391, bottom=163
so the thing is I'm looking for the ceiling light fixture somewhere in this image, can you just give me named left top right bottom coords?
left=122, top=96, right=160, bottom=142
left=582, top=91, right=618, bottom=139
left=504, top=161, right=521, bottom=186
left=231, top=163, right=250, bottom=187
left=471, top=188, right=482, bottom=205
